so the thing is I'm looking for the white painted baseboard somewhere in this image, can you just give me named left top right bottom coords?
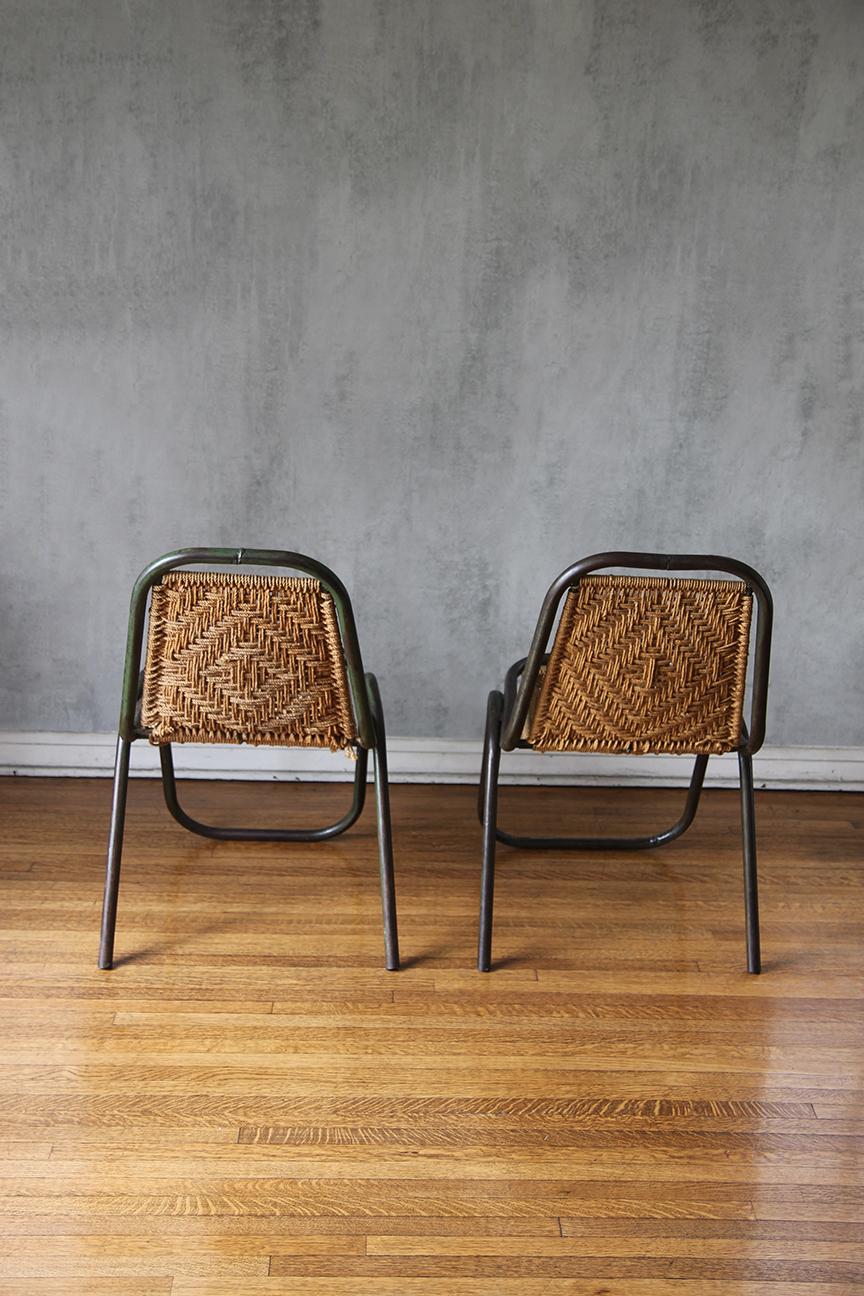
left=0, top=731, right=861, bottom=790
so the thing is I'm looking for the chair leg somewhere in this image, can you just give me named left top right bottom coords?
left=738, top=747, right=761, bottom=974
left=478, top=691, right=503, bottom=972
left=367, top=674, right=399, bottom=971
left=98, top=735, right=132, bottom=970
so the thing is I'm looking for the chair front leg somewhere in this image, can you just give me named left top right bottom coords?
left=366, top=673, right=399, bottom=971
left=477, top=690, right=504, bottom=972
left=98, top=735, right=133, bottom=970
left=738, top=747, right=761, bottom=974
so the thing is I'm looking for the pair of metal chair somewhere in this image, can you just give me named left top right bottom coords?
left=98, top=548, right=772, bottom=976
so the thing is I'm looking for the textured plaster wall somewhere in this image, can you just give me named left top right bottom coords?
left=0, top=0, right=862, bottom=744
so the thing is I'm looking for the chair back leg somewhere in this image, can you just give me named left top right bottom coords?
left=98, top=735, right=132, bottom=970
left=157, top=741, right=369, bottom=842
left=367, top=674, right=399, bottom=971
left=478, top=690, right=504, bottom=972
left=487, top=752, right=710, bottom=852
left=738, top=747, right=762, bottom=974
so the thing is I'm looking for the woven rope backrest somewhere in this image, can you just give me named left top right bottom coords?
left=525, top=574, right=752, bottom=755
left=141, top=571, right=357, bottom=750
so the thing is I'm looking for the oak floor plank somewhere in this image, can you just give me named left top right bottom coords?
left=266, top=1255, right=863, bottom=1280
left=0, top=1141, right=52, bottom=1158
left=0, top=1093, right=827, bottom=1125
left=171, top=1280, right=863, bottom=1295
left=0, top=1257, right=268, bottom=1277
left=365, top=1233, right=864, bottom=1260
left=0, top=1236, right=363, bottom=1258
left=7, top=1140, right=859, bottom=1182
left=530, top=970, right=864, bottom=998
left=0, top=1178, right=762, bottom=1218
left=0, top=1065, right=858, bottom=1099
left=237, top=1115, right=864, bottom=1138
left=558, top=1218, right=864, bottom=1239
left=7, top=1180, right=864, bottom=1220
left=0, top=1283, right=171, bottom=1295
left=0, top=1216, right=563, bottom=1238
left=38, top=1128, right=242, bottom=1148
left=16, top=1017, right=862, bottom=1047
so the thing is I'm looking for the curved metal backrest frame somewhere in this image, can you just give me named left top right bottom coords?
left=501, top=551, right=773, bottom=756
left=118, top=548, right=374, bottom=751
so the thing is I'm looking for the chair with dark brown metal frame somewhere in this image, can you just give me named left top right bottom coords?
left=477, top=551, right=773, bottom=974
left=98, top=547, right=399, bottom=972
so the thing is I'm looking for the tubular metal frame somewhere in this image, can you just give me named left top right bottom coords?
left=98, top=548, right=399, bottom=973
left=477, top=551, right=773, bottom=976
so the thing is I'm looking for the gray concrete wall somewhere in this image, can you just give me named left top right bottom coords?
left=0, top=0, right=862, bottom=744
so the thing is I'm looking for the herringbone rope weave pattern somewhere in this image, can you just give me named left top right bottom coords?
left=526, top=574, right=752, bottom=755
left=141, top=571, right=357, bottom=750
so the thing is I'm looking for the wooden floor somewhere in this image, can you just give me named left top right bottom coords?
left=0, top=775, right=862, bottom=1294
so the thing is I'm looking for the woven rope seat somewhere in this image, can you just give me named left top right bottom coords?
left=141, top=570, right=357, bottom=750
left=526, top=573, right=752, bottom=756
